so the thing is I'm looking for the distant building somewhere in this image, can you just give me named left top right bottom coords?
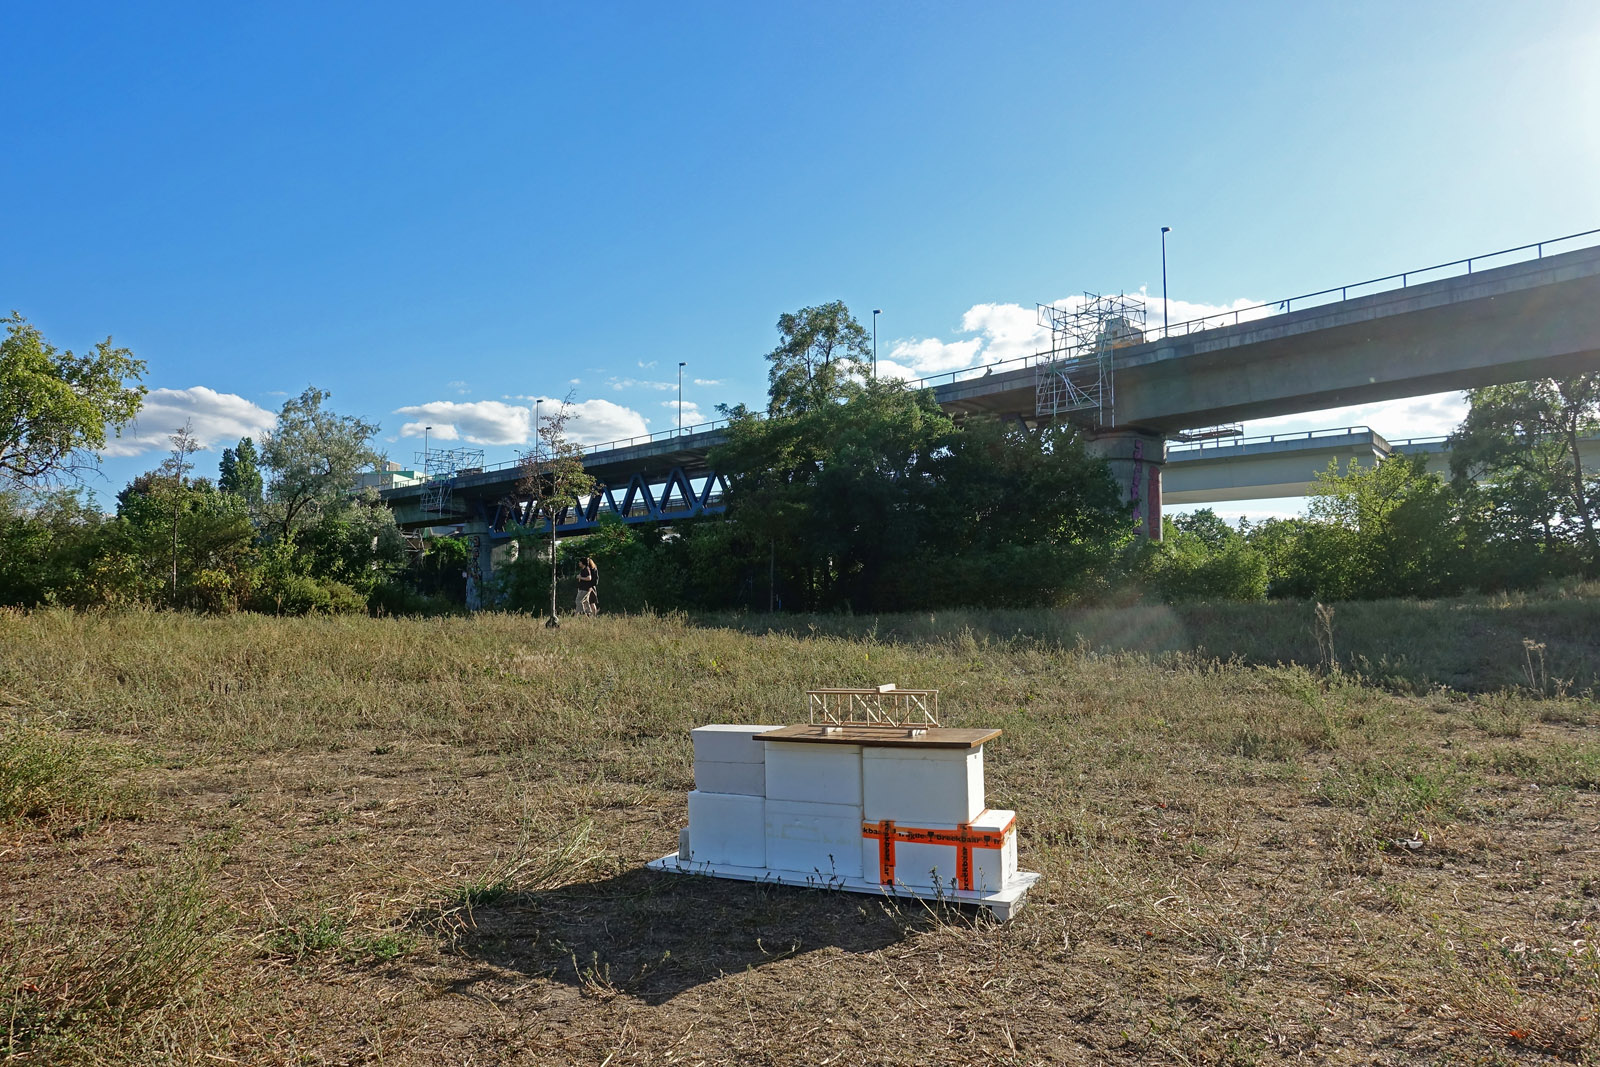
left=355, top=461, right=426, bottom=491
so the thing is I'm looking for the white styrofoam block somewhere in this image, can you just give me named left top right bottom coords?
left=860, top=809, right=1017, bottom=892
left=862, top=745, right=985, bottom=825
left=694, top=759, right=765, bottom=796
left=763, top=742, right=863, bottom=805
left=691, top=724, right=779, bottom=765
left=764, top=798, right=864, bottom=879
left=686, top=790, right=765, bottom=867
left=678, top=827, right=691, bottom=860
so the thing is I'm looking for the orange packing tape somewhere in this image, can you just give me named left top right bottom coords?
left=862, top=812, right=1015, bottom=891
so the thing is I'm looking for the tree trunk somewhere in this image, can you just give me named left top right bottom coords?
left=549, top=520, right=558, bottom=621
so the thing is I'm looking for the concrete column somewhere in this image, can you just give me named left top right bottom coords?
left=1087, top=428, right=1166, bottom=540
left=463, top=521, right=495, bottom=611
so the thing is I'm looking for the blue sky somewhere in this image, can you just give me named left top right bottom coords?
left=8, top=1, right=1600, bottom=515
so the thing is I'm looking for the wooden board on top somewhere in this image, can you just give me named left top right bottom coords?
left=757, top=724, right=1001, bottom=749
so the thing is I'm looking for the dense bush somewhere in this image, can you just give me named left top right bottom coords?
left=1144, top=521, right=1268, bottom=602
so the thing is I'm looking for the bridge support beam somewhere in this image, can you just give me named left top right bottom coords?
left=1088, top=428, right=1166, bottom=540
left=464, top=521, right=495, bottom=611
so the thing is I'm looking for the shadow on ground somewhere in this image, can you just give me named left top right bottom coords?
left=453, top=867, right=959, bottom=1005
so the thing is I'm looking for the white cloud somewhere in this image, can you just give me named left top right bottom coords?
left=637, top=360, right=657, bottom=369
left=399, top=420, right=458, bottom=441
left=562, top=398, right=651, bottom=444
left=1243, top=391, right=1469, bottom=442
left=663, top=400, right=706, bottom=427
left=1150, top=295, right=1275, bottom=334
left=872, top=358, right=924, bottom=383
left=393, top=401, right=532, bottom=446
left=886, top=336, right=984, bottom=375
left=608, top=377, right=676, bottom=391
left=104, top=387, right=277, bottom=457
left=959, top=303, right=1051, bottom=364
left=884, top=290, right=1276, bottom=385
left=448, top=380, right=470, bottom=395
left=692, top=378, right=723, bottom=387
left=394, top=396, right=653, bottom=448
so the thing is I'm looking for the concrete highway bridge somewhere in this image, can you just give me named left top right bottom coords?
left=381, top=230, right=1600, bottom=607
left=1164, top=426, right=1600, bottom=505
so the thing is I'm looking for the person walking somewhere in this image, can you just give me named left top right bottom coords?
left=575, top=556, right=599, bottom=616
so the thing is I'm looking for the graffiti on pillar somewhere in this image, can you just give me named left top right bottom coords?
left=1129, top=439, right=1146, bottom=535
left=1147, top=466, right=1162, bottom=538
left=467, top=535, right=484, bottom=590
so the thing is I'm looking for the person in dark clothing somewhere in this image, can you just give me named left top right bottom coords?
left=575, top=556, right=599, bottom=615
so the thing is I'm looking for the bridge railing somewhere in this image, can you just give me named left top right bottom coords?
left=406, top=416, right=756, bottom=483
left=896, top=225, right=1600, bottom=392
left=1167, top=425, right=1380, bottom=454
left=1160, top=226, right=1600, bottom=338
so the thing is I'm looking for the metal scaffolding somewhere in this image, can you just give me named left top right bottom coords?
left=1172, top=424, right=1244, bottom=443
left=414, top=446, right=485, bottom=515
left=1034, top=293, right=1147, bottom=428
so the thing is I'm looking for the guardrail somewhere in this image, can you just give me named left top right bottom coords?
left=1160, top=226, right=1600, bottom=338
left=401, top=417, right=751, bottom=483
left=896, top=225, right=1600, bottom=393
left=1167, top=425, right=1380, bottom=454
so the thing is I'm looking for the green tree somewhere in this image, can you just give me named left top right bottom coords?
left=1145, top=515, right=1267, bottom=602
left=260, top=388, right=381, bottom=538
left=0, top=488, right=116, bottom=607
left=909, top=416, right=1128, bottom=608
left=0, top=313, right=147, bottom=487
left=763, top=301, right=872, bottom=416
left=715, top=364, right=1128, bottom=611
left=1240, top=517, right=1314, bottom=597
left=714, top=375, right=949, bottom=610
left=295, top=490, right=407, bottom=594
left=1302, top=454, right=1463, bottom=599
left=1448, top=376, right=1600, bottom=574
left=218, top=436, right=264, bottom=509
left=1172, top=508, right=1236, bottom=548
left=110, top=471, right=257, bottom=610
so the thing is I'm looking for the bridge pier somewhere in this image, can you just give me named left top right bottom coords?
left=1087, top=428, right=1166, bottom=540
left=463, top=522, right=495, bottom=611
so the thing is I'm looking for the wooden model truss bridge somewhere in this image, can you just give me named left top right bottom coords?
left=807, top=684, right=939, bottom=736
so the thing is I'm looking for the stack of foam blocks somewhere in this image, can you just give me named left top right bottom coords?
left=650, top=724, right=1039, bottom=919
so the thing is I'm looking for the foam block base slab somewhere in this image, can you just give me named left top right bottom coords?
left=646, top=852, right=1041, bottom=921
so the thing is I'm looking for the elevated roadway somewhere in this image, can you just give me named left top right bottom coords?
left=926, top=240, right=1600, bottom=429
left=379, top=230, right=1600, bottom=605
left=1164, top=427, right=1600, bottom=505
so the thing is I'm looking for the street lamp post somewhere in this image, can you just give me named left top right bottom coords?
left=423, top=425, right=431, bottom=468
left=1160, top=227, right=1172, bottom=339
left=534, top=399, right=541, bottom=458
left=678, top=362, right=687, bottom=435
left=872, top=309, right=881, bottom=377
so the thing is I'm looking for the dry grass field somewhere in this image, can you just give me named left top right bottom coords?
left=3, top=595, right=1598, bottom=1065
